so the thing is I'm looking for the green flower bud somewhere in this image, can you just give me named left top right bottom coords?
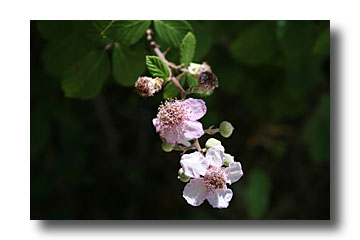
left=162, top=140, right=175, bottom=152
left=219, top=121, right=234, bottom=138
left=205, top=138, right=221, bottom=149
left=178, top=168, right=190, bottom=183
left=224, top=154, right=234, bottom=167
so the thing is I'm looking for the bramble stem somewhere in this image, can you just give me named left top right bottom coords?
left=146, top=29, right=187, bottom=97
left=194, top=138, right=202, bottom=152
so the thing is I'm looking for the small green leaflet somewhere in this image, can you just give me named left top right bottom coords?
left=145, top=56, right=170, bottom=80
left=112, top=44, right=146, bottom=86
left=62, top=51, right=110, bottom=100
left=180, top=32, right=196, bottom=67
left=101, top=20, right=151, bottom=46
left=154, top=20, right=193, bottom=47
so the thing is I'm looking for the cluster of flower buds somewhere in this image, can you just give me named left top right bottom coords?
left=135, top=76, right=163, bottom=97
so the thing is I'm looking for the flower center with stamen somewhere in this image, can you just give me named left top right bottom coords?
left=157, top=99, right=188, bottom=130
left=204, top=167, right=226, bottom=191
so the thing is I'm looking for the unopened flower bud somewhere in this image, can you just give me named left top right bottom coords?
left=178, top=168, right=190, bottom=183
left=224, top=154, right=234, bottom=167
left=196, top=62, right=212, bottom=78
left=135, top=76, right=163, bottom=97
left=188, top=63, right=201, bottom=75
left=162, top=140, right=175, bottom=152
left=205, top=138, right=221, bottom=149
left=219, top=121, right=234, bottom=138
left=199, top=71, right=218, bottom=90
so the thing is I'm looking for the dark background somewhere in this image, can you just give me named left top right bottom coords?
left=30, top=20, right=330, bottom=219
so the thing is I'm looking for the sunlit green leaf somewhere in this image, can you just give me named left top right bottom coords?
left=180, top=32, right=196, bottom=66
left=146, top=56, right=170, bottom=80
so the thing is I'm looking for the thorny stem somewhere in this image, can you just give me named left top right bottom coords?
left=146, top=29, right=186, bottom=97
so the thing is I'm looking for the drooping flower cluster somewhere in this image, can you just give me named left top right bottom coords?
left=134, top=27, right=242, bottom=210
left=152, top=98, right=206, bottom=146
left=180, top=144, right=243, bottom=208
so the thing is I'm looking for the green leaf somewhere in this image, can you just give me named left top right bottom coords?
left=101, top=20, right=151, bottom=46
left=42, top=32, right=97, bottom=78
left=74, top=20, right=112, bottom=45
left=163, top=75, right=185, bottom=99
left=186, top=74, right=198, bottom=88
left=154, top=20, right=193, bottom=47
left=279, top=21, right=314, bottom=60
left=36, top=20, right=75, bottom=40
left=62, top=50, right=110, bottom=100
left=146, top=56, right=170, bottom=79
left=191, top=20, right=213, bottom=61
left=229, top=22, right=277, bottom=65
left=113, top=44, right=146, bottom=86
left=302, top=95, right=330, bottom=163
left=180, top=32, right=196, bottom=66
left=245, top=169, right=271, bottom=219
left=314, top=27, right=330, bottom=57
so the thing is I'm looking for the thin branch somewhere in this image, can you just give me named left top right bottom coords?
left=194, top=138, right=202, bottom=152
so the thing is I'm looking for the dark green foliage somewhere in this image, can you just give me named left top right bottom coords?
left=302, top=96, right=330, bottom=163
left=62, top=50, right=110, bottom=100
left=102, top=20, right=151, bottom=46
left=245, top=168, right=271, bottom=219
left=113, top=44, right=146, bottom=86
left=230, top=21, right=277, bottom=65
left=154, top=20, right=193, bottom=47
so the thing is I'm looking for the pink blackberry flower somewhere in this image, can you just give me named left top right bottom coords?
left=180, top=144, right=243, bottom=209
left=152, top=98, right=206, bottom=145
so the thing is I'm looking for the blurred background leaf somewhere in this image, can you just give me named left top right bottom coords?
left=244, top=168, right=271, bottom=219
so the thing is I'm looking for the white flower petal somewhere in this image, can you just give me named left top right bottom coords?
left=180, top=151, right=209, bottom=178
left=152, top=118, right=160, bottom=132
left=225, top=161, right=243, bottom=185
left=182, top=120, right=204, bottom=139
left=177, top=138, right=192, bottom=147
left=184, top=98, right=207, bottom=121
left=183, top=179, right=208, bottom=206
left=205, top=144, right=225, bottom=167
left=163, top=129, right=180, bottom=144
left=206, top=188, right=233, bottom=209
